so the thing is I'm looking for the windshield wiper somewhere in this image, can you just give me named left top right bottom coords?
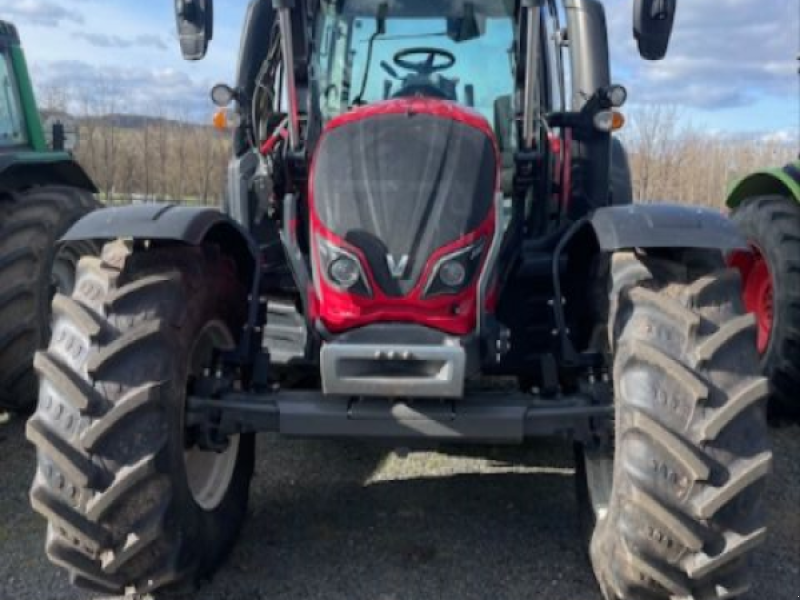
left=352, top=3, right=388, bottom=106
left=359, top=32, right=447, bottom=42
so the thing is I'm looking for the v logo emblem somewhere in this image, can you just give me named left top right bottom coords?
left=386, top=254, right=409, bottom=279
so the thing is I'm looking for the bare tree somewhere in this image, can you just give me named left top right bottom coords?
left=37, top=83, right=71, bottom=113
left=622, top=105, right=796, bottom=209
left=97, top=77, right=121, bottom=202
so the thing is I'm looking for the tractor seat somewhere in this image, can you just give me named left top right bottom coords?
left=392, top=73, right=457, bottom=102
left=392, top=84, right=451, bottom=100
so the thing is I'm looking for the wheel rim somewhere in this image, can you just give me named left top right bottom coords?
left=582, top=449, right=613, bottom=523
left=183, top=322, right=240, bottom=511
left=185, top=435, right=240, bottom=511
left=50, top=241, right=98, bottom=299
left=730, top=247, right=774, bottom=354
left=51, top=247, right=78, bottom=297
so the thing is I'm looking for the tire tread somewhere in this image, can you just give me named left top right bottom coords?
left=591, top=251, right=770, bottom=600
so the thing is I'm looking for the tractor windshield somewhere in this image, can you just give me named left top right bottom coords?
left=311, top=0, right=515, bottom=124
left=0, top=50, right=27, bottom=147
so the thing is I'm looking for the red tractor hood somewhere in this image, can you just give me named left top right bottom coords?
left=309, top=98, right=501, bottom=336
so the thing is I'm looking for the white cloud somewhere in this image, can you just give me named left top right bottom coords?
left=72, top=32, right=168, bottom=51
left=759, top=127, right=800, bottom=144
left=0, top=0, right=84, bottom=27
left=32, top=60, right=214, bottom=118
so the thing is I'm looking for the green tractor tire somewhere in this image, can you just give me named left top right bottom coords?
left=1, top=21, right=100, bottom=414
left=0, top=186, right=98, bottom=413
left=730, top=194, right=800, bottom=420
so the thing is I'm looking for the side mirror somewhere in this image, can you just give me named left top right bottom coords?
left=633, top=0, right=677, bottom=61
left=175, top=0, right=214, bottom=61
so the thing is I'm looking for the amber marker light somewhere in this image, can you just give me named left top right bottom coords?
left=213, top=109, right=229, bottom=131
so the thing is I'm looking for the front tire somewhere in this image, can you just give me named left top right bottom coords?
left=28, top=240, right=254, bottom=594
left=583, top=251, right=771, bottom=600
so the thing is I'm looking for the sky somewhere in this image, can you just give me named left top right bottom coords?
left=1, top=0, right=798, bottom=140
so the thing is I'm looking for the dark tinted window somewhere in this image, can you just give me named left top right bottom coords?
left=0, top=51, right=27, bottom=147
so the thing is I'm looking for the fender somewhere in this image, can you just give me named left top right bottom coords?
left=726, top=162, right=800, bottom=209
left=551, top=203, right=746, bottom=363
left=61, top=203, right=258, bottom=287
left=589, top=203, right=747, bottom=252
left=0, top=153, right=97, bottom=193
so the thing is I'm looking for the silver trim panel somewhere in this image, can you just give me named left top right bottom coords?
left=477, top=191, right=507, bottom=337
left=321, top=340, right=466, bottom=398
left=277, top=6, right=300, bottom=150
left=225, top=149, right=259, bottom=226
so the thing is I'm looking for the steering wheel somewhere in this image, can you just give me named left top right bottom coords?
left=393, top=48, right=456, bottom=76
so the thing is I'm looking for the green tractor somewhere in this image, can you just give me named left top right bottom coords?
left=729, top=161, right=800, bottom=420
left=0, top=20, right=98, bottom=414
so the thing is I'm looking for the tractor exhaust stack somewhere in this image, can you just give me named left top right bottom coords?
left=522, top=0, right=544, bottom=149
left=564, top=0, right=612, bottom=208
left=274, top=0, right=300, bottom=150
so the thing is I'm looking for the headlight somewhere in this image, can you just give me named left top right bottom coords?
left=439, top=260, right=467, bottom=288
left=329, top=256, right=360, bottom=288
left=423, top=239, right=486, bottom=298
left=317, top=237, right=372, bottom=297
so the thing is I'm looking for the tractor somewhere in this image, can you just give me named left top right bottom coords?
left=728, top=161, right=800, bottom=422
left=0, top=20, right=98, bottom=415
left=27, top=1, right=771, bottom=599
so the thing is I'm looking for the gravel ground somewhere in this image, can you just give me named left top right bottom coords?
left=1, top=416, right=798, bottom=600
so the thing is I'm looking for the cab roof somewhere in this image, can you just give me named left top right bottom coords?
left=324, top=0, right=515, bottom=18
left=0, top=21, right=20, bottom=46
